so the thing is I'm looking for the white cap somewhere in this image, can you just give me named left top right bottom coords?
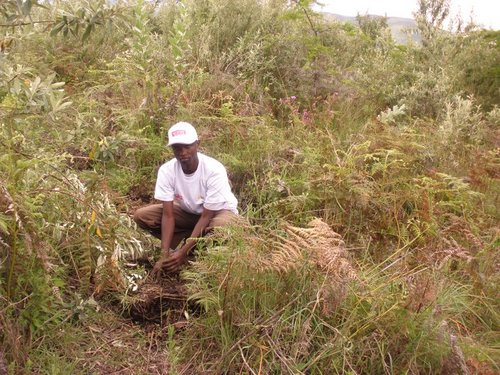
left=167, top=122, right=198, bottom=145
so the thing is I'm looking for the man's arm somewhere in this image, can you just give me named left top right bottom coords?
left=164, top=207, right=216, bottom=272
left=160, top=201, right=175, bottom=252
left=152, top=201, right=175, bottom=277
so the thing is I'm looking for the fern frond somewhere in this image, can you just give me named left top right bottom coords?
left=247, top=218, right=356, bottom=314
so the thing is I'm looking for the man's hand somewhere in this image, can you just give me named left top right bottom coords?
left=163, top=248, right=189, bottom=272
left=155, top=208, right=213, bottom=275
left=151, top=250, right=171, bottom=279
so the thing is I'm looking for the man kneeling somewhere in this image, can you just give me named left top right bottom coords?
left=134, top=122, right=239, bottom=275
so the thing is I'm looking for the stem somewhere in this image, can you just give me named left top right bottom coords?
left=6, top=220, right=17, bottom=300
left=5, top=112, right=17, bottom=300
left=0, top=20, right=52, bottom=28
left=292, top=0, right=318, bottom=37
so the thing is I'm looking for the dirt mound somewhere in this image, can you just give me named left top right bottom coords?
left=126, top=276, right=189, bottom=324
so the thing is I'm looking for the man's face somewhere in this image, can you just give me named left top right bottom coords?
left=171, top=141, right=199, bottom=172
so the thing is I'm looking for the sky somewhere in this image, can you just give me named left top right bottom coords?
left=314, top=0, right=500, bottom=30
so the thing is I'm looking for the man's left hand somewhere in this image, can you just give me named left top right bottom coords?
left=163, top=248, right=189, bottom=272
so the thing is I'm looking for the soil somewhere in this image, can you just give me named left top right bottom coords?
left=125, top=275, right=189, bottom=325
left=74, top=273, right=195, bottom=374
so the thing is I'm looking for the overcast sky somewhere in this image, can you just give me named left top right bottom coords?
left=314, top=0, right=499, bottom=30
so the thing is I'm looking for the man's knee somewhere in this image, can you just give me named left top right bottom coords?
left=133, top=207, right=146, bottom=227
left=133, top=204, right=162, bottom=230
left=209, top=210, right=240, bottom=229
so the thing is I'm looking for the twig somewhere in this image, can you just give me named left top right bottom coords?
left=148, top=330, right=155, bottom=357
left=238, top=344, right=257, bottom=375
left=178, top=347, right=203, bottom=375
left=375, top=229, right=430, bottom=274
left=258, top=346, right=264, bottom=375
left=264, top=332, right=298, bottom=374
left=0, top=293, right=33, bottom=313
left=0, top=20, right=52, bottom=27
left=291, top=0, right=318, bottom=37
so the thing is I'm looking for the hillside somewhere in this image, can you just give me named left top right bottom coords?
left=1, top=0, right=498, bottom=373
left=322, top=12, right=421, bottom=44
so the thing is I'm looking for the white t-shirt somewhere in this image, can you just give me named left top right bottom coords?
left=154, top=153, right=238, bottom=215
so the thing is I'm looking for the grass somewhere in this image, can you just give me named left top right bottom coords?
left=173, top=219, right=498, bottom=374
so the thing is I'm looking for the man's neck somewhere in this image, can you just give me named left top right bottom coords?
left=181, top=159, right=199, bottom=174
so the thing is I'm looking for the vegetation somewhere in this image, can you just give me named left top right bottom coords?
left=0, top=0, right=498, bottom=373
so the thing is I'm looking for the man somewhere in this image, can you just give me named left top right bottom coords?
left=133, top=121, right=239, bottom=275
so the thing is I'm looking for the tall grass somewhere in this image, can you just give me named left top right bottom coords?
left=179, top=221, right=497, bottom=373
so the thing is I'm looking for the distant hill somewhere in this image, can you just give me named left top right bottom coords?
left=322, top=13, right=421, bottom=44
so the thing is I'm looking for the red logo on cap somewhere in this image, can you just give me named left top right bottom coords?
left=172, top=130, right=186, bottom=137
